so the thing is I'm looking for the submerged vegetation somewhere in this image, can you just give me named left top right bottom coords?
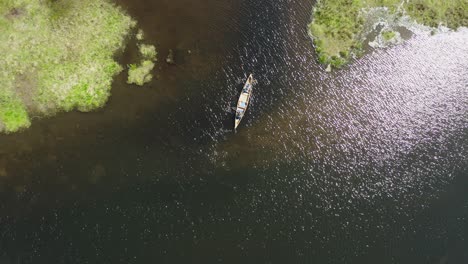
left=308, top=0, right=468, bottom=68
left=0, top=0, right=135, bottom=133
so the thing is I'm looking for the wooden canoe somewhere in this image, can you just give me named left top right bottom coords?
left=234, top=74, right=254, bottom=129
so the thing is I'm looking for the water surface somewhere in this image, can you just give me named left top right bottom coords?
left=0, top=0, right=467, bottom=263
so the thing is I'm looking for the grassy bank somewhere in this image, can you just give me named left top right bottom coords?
left=405, top=0, right=468, bottom=28
left=308, top=0, right=468, bottom=68
left=0, top=92, right=30, bottom=132
left=0, top=0, right=135, bottom=133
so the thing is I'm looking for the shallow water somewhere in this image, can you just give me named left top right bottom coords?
left=0, top=0, right=467, bottom=263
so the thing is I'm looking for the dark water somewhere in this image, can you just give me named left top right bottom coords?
left=1, top=0, right=467, bottom=263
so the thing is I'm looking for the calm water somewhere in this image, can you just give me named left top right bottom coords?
left=1, top=0, right=467, bottom=263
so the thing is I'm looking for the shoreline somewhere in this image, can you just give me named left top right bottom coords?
left=307, top=0, right=467, bottom=69
left=0, top=0, right=140, bottom=133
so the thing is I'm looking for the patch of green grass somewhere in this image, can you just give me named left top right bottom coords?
left=127, top=42, right=157, bottom=86
left=127, top=61, right=155, bottom=86
left=0, top=0, right=136, bottom=133
left=308, top=0, right=468, bottom=68
left=139, top=44, right=157, bottom=61
left=308, top=0, right=365, bottom=68
left=0, top=92, right=30, bottom=133
left=406, top=0, right=468, bottom=29
left=382, top=30, right=396, bottom=41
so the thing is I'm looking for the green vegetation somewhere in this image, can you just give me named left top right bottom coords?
left=308, top=0, right=468, bottom=69
left=0, top=0, right=135, bottom=133
left=139, top=44, right=157, bottom=61
left=136, top=29, right=145, bottom=40
left=308, top=0, right=364, bottom=68
left=127, top=42, right=157, bottom=86
left=369, top=29, right=402, bottom=48
left=405, top=0, right=468, bottom=29
left=0, top=92, right=30, bottom=132
left=382, top=30, right=396, bottom=41
left=127, top=61, right=155, bottom=86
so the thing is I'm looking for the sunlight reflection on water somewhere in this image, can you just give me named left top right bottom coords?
left=0, top=0, right=466, bottom=262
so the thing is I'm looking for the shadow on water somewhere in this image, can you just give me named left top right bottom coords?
left=1, top=0, right=468, bottom=263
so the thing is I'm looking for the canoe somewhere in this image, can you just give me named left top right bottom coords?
left=234, top=74, right=254, bottom=129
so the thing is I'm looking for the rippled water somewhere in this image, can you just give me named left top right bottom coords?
left=0, top=0, right=467, bottom=263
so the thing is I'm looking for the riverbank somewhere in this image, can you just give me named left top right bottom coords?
left=0, top=0, right=136, bottom=133
left=308, top=0, right=468, bottom=68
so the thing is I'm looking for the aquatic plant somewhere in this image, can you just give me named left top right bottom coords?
left=308, top=0, right=468, bottom=69
left=0, top=0, right=135, bottom=132
left=369, top=28, right=403, bottom=48
left=127, top=43, right=157, bottom=86
left=382, top=30, right=396, bottom=41
left=127, top=61, right=155, bottom=86
left=139, top=44, right=158, bottom=61
left=136, top=29, right=145, bottom=40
